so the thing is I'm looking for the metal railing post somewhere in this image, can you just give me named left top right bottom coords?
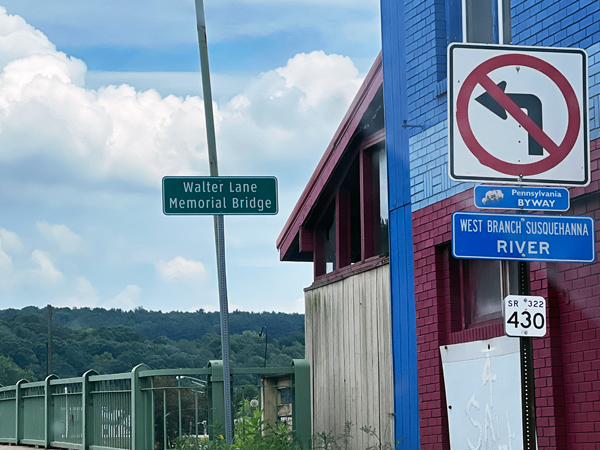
left=81, top=370, right=98, bottom=450
left=178, top=377, right=182, bottom=439
left=45, top=374, right=58, bottom=447
left=150, top=376, right=155, bottom=450
left=15, top=379, right=26, bottom=445
left=131, top=364, right=153, bottom=450
left=207, top=360, right=227, bottom=440
left=163, top=390, right=167, bottom=450
left=292, top=359, right=311, bottom=448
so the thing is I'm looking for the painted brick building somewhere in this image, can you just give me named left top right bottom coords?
left=380, top=0, right=600, bottom=449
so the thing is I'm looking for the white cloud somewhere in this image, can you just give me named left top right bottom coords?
left=0, top=228, right=21, bottom=279
left=59, top=276, right=100, bottom=308
left=0, top=247, right=12, bottom=272
left=103, top=285, right=141, bottom=311
left=156, top=256, right=207, bottom=282
left=278, top=297, right=305, bottom=314
left=36, top=221, right=83, bottom=253
left=0, top=228, right=23, bottom=254
left=0, top=9, right=364, bottom=313
left=0, top=6, right=56, bottom=70
left=0, top=9, right=363, bottom=191
left=0, top=8, right=208, bottom=187
left=276, top=51, right=361, bottom=111
left=27, top=249, right=63, bottom=284
left=217, top=51, right=363, bottom=174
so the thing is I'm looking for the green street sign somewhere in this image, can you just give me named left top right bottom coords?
left=162, top=176, right=278, bottom=215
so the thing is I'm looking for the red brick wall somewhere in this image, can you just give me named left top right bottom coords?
left=412, top=137, right=600, bottom=450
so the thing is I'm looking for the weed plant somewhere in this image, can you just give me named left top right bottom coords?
left=174, top=407, right=399, bottom=450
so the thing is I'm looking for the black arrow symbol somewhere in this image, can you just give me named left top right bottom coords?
left=475, top=81, right=544, bottom=156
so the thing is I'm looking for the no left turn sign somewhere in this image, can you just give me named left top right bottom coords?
left=448, top=43, right=589, bottom=186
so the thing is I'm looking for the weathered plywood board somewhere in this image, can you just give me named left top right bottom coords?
left=305, top=264, right=394, bottom=450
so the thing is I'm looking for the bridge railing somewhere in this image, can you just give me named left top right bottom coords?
left=0, top=359, right=310, bottom=450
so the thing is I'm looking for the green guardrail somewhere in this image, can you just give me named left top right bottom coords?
left=0, top=360, right=310, bottom=450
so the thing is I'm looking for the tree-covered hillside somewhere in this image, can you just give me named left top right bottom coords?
left=0, top=307, right=305, bottom=385
left=0, top=306, right=304, bottom=340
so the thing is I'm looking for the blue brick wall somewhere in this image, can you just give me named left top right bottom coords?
left=406, top=1, right=600, bottom=213
left=405, top=0, right=449, bottom=132
left=590, top=42, right=600, bottom=140
left=408, top=121, right=474, bottom=211
left=382, top=0, right=600, bottom=443
left=512, top=0, right=600, bottom=49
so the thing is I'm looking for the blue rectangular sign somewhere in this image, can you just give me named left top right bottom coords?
left=452, top=212, right=595, bottom=263
left=474, top=186, right=570, bottom=211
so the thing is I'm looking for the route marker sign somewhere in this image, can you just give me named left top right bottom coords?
left=474, top=185, right=570, bottom=211
left=452, top=211, right=595, bottom=263
left=504, top=295, right=547, bottom=338
left=448, top=43, right=589, bottom=186
left=163, top=176, right=278, bottom=215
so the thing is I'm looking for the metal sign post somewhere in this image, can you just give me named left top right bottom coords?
left=193, top=0, right=233, bottom=442
left=517, top=261, right=536, bottom=450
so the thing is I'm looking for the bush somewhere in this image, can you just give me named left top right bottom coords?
left=174, top=404, right=299, bottom=450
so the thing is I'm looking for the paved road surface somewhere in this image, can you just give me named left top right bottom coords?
left=0, top=446, right=47, bottom=449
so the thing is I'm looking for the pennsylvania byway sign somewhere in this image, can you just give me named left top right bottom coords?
left=474, top=185, right=569, bottom=211
left=448, top=43, right=589, bottom=186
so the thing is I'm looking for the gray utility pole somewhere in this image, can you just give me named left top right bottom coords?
left=47, top=304, right=53, bottom=376
left=193, top=0, right=233, bottom=443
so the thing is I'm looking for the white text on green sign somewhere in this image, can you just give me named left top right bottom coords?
left=162, top=176, right=278, bottom=215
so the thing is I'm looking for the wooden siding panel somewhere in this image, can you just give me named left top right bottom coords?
left=325, top=283, right=334, bottom=435
left=365, top=268, right=378, bottom=450
left=304, top=292, right=313, bottom=434
left=356, top=276, right=367, bottom=450
left=342, top=275, right=352, bottom=436
left=334, top=281, right=342, bottom=432
left=368, top=272, right=381, bottom=445
left=306, top=264, right=393, bottom=450
left=347, top=275, right=359, bottom=445
left=378, top=266, right=395, bottom=444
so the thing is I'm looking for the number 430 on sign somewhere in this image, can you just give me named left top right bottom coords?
left=503, top=295, right=547, bottom=338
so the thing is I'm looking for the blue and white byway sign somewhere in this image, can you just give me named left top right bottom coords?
left=452, top=211, right=595, bottom=263
left=474, top=185, right=569, bottom=211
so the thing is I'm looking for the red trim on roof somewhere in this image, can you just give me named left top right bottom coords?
left=276, top=53, right=383, bottom=260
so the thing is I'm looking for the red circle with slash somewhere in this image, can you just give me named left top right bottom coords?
left=456, top=53, right=580, bottom=176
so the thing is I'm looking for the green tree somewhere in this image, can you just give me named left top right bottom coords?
left=0, top=355, right=36, bottom=385
left=0, top=308, right=305, bottom=380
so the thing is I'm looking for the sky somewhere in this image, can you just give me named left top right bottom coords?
left=0, top=1, right=382, bottom=313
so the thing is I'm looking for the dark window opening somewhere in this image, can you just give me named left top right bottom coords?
left=311, top=140, right=387, bottom=279
left=439, top=0, right=463, bottom=80
left=464, top=0, right=511, bottom=44
left=441, top=242, right=521, bottom=330
left=370, top=145, right=389, bottom=257
left=323, top=208, right=336, bottom=274
left=461, top=259, right=518, bottom=326
left=350, top=187, right=362, bottom=263
left=307, top=91, right=386, bottom=280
